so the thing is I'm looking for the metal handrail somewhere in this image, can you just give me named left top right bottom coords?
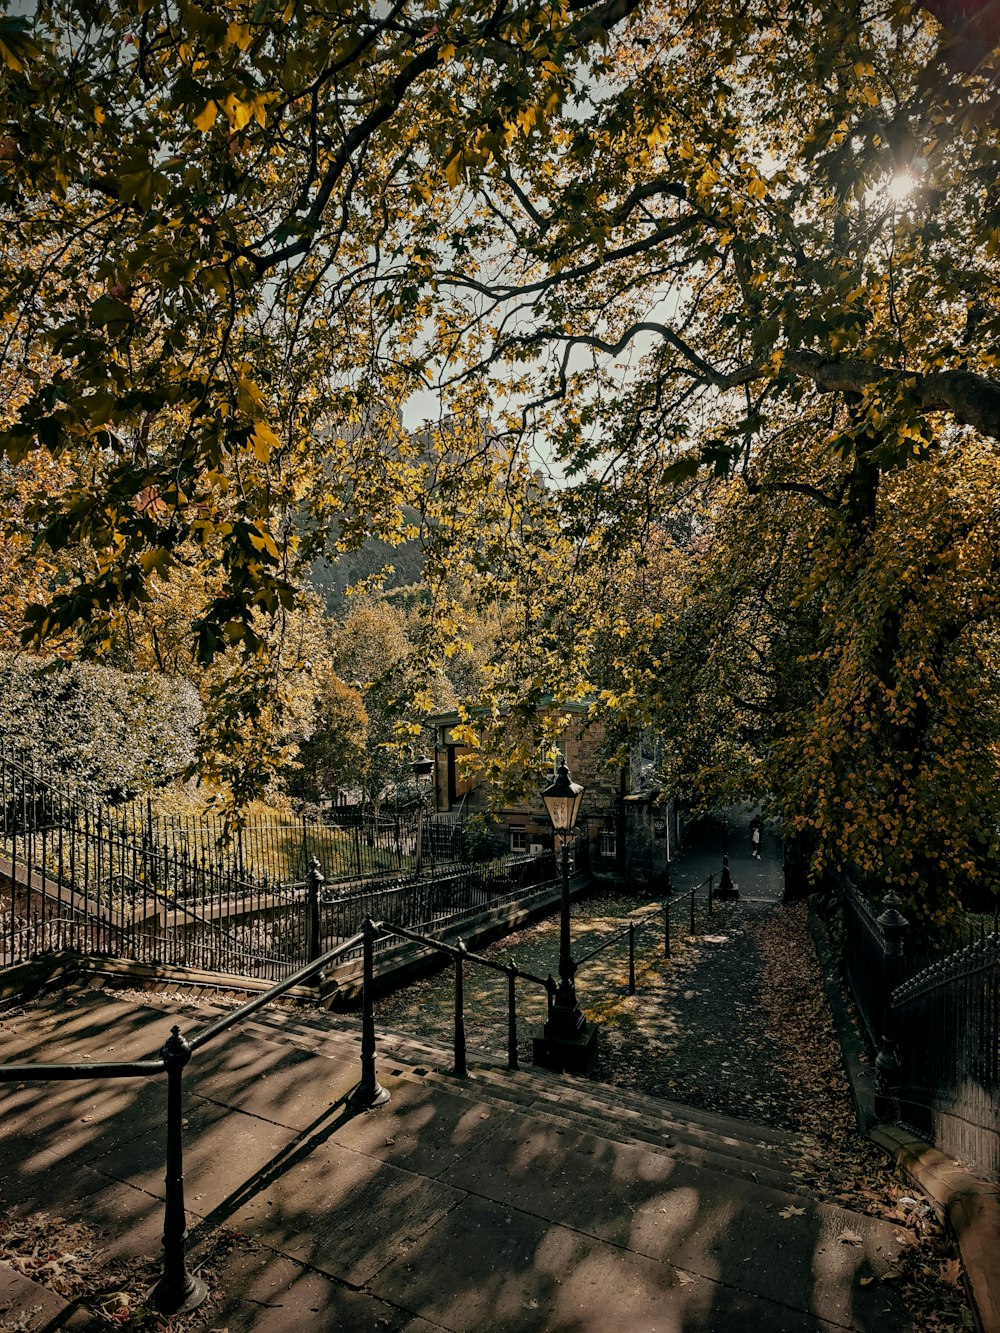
left=375, top=917, right=554, bottom=1078
left=188, top=931, right=364, bottom=1052
left=377, top=918, right=551, bottom=987
left=0, top=1057, right=166, bottom=1080
left=0, top=928, right=365, bottom=1317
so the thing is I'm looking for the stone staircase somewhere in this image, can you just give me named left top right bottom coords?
left=2, top=982, right=915, bottom=1330
left=231, top=1003, right=808, bottom=1198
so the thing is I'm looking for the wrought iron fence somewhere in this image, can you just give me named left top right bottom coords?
left=0, top=740, right=452, bottom=895
left=892, top=935, right=1000, bottom=1183
left=839, top=880, right=1000, bottom=1184
left=840, top=883, right=891, bottom=1052
left=318, top=852, right=558, bottom=949
left=0, top=739, right=564, bottom=980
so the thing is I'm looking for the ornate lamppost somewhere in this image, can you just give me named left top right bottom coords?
left=411, top=752, right=435, bottom=877
left=532, top=762, right=598, bottom=1074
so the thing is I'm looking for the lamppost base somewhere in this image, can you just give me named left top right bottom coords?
left=150, top=1270, right=208, bottom=1316
left=532, top=1021, right=598, bottom=1075
left=715, top=857, right=739, bottom=901
left=348, top=1079, right=391, bottom=1110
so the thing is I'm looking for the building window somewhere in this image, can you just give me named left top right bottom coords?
left=599, top=829, right=617, bottom=858
left=510, top=829, right=528, bottom=853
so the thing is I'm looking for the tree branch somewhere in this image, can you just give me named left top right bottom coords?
left=783, top=352, right=1000, bottom=441
left=745, top=480, right=841, bottom=509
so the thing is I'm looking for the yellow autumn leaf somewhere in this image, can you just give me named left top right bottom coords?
left=194, top=101, right=218, bottom=132
left=251, top=421, right=280, bottom=460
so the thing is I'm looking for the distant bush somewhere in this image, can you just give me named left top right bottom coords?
left=0, top=654, right=201, bottom=800
left=462, top=813, right=502, bottom=863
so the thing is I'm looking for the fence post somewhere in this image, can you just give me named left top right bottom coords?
left=874, top=892, right=908, bottom=1121
left=349, top=917, right=390, bottom=1109
left=664, top=899, right=671, bottom=959
left=454, top=940, right=468, bottom=1077
left=628, top=923, right=636, bottom=995
left=305, top=856, right=324, bottom=962
left=506, top=960, right=519, bottom=1071
left=151, top=1027, right=207, bottom=1315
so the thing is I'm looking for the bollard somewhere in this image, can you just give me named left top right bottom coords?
left=628, top=923, right=636, bottom=995
left=454, top=941, right=468, bottom=1077
left=151, top=1027, right=207, bottom=1315
left=708, top=873, right=714, bottom=917
left=689, top=886, right=695, bottom=934
left=664, top=899, right=671, bottom=959
left=506, top=960, right=519, bottom=1071
left=349, top=918, right=390, bottom=1109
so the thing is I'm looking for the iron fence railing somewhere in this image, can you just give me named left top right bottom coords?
left=0, top=740, right=562, bottom=979
left=319, top=853, right=557, bottom=941
left=891, top=934, right=1000, bottom=1183
left=841, top=883, right=890, bottom=1052
left=0, top=741, right=454, bottom=899
left=840, top=880, right=1000, bottom=1184
left=2, top=811, right=560, bottom=984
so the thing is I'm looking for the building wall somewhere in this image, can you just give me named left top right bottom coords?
left=429, top=710, right=623, bottom=855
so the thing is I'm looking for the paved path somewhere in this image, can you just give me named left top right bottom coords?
left=669, top=804, right=785, bottom=903
left=0, top=984, right=913, bottom=1331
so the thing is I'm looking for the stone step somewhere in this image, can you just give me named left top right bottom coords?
left=0, top=1260, right=91, bottom=1331
left=229, top=1007, right=808, bottom=1193
left=62, top=978, right=804, bottom=1192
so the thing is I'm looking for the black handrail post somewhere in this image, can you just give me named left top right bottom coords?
left=628, top=923, right=636, bottom=995
left=349, top=917, right=390, bottom=1109
left=708, top=873, right=714, bottom=917
left=506, top=960, right=519, bottom=1071
left=151, top=1027, right=207, bottom=1316
left=874, top=892, right=908, bottom=1122
left=454, top=940, right=468, bottom=1077
left=664, top=899, right=671, bottom=959
left=689, top=885, right=695, bottom=934
left=306, top=856, right=323, bottom=963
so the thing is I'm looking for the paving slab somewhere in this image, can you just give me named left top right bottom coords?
left=222, top=1135, right=465, bottom=1287
left=0, top=1260, right=92, bottom=1332
left=370, top=1192, right=847, bottom=1333
left=181, top=1244, right=441, bottom=1333
left=330, top=1075, right=521, bottom=1179
left=435, top=1117, right=906, bottom=1328
left=86, top=1093, right=301, bottom=1216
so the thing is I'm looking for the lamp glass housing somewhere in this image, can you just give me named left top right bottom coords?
left=542, top=762, right=584, bottom=840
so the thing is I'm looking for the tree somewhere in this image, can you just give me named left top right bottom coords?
left=291, top=667, right=369, bottom=803
left=331, top=599, right=418, bottom=808
left=2, top=0, right=999, bottom=907
left=0, top=654, right=201, bottom=799
left=0, top=0, right=642, bottom=659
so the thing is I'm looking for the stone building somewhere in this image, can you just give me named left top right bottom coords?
left=425, top=704, right=680, bottom=881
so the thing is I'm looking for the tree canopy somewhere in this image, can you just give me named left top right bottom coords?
left=2, top=0, right=1000, bottom=911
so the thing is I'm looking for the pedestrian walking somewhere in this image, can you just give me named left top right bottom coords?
left=750, top=818, right=762, bottom=860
